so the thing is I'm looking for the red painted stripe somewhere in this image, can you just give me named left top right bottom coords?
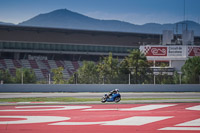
left=0, top=103, right=199, bottom=133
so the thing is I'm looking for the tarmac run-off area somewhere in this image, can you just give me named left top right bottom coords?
left=0, top=103, right=200, bottom=133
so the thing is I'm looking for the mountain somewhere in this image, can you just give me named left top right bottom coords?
left=18, top=9, right=200, bottom=36
left=19, top=9, right=139, bottom=32
left=0, top=21, right=14, bottom=25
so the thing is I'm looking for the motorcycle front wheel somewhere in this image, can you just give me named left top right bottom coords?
left=101, top=97, right=106, bottom=103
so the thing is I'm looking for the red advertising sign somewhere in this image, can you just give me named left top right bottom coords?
left=188, top=47, right=200, bottom=56
left=145, top=47, right=167, bottom=56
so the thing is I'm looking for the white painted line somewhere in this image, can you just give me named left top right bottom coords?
left=50, top=116, right=173, bottom=126
left=176, top=118, right=200, bottom=126
left=17, top=102, right=31, bottom=104
left=0, top=116, right=70, bottom=124
left=186, top=105, right=200, bottom=111
left=83, top=109, right=119, bottom=111
left=120, top=104, right=176, bottom=111
left=50, top=121, right=104, bottom=125
left=159, top=127, right=200, bottom=131
left=103, top=116, right=173, bottom=126
left=0, top=106, right=91, bottom=111
left=83, top=104, right=176, bottom=111
left=159, top=118, right=200, bottom=131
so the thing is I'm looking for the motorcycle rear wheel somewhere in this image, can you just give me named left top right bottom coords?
left=114, top=97, right=121, bottom=103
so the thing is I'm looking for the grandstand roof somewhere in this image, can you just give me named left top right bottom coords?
left=0, top=24, right=162, bottom=47
left=1, top=25, right=200, bottom=46
left=0, top=25, right=200, bottom=58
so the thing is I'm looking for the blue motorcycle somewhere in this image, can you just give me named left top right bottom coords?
left=101, top=93, right=121, bottom=103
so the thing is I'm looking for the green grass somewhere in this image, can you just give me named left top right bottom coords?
left=124, top=98, right=200, bottom=100
left=0, top=97, right=100, bottom=102
left=0, top=97, right=200, bottom=102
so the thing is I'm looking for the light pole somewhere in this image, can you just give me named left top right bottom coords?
left=129, top=67, right=136, bottom=84
left=178, top=72, right=182, bottom=84
left=48, top=73, right=51, bottom=84
left=21, top=68, right=23, bottom=84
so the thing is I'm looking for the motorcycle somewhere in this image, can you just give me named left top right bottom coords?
left=101, top=93, right=121, bottom=103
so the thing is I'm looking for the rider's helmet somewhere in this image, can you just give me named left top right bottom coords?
left=114, top=89, right=119, bottom=92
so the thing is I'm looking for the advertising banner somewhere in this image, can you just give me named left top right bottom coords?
left=141, top=45, right=191, bottom=57
left=144, top=46, right=167, bottom=56
left=168, top=46, right=183, bottom=56
left=188, top=47, right=200, bottom=56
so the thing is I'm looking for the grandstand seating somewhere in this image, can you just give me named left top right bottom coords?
left=0, top=59, right=82, bottom=81
left=37, top=60, right=47, bottom=69
left=48, top=60, right=57, bottom=69
left=29, top=60, right=39, bottom=69
left=55, top=60, right=64, bottom=68
left=41, top=60, right=51, bottom=69
left=13, top=60, right=22, bottom=68
left=5, top=59, right=15, bottom=68
left=64, top=61, right=75, bottom=73
left=0, top=59, right=6, bottom=68
left=72, top=61, right=79, bottom=70
left=41, top=69, right=49, bottom=78
left=21, top=60, right=31, bottom=68
left=34, top=69, right=44, bottom=79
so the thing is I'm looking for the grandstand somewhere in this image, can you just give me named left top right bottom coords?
left=0, top=25, right=200, bottom=81
left=0, top=58, right=79, bottom=80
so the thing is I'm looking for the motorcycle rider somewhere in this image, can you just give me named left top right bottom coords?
left=107, top=89, right=119, bottom=98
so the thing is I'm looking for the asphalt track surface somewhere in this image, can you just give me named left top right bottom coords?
left=0, top=103, right=200, bottom=133
left=1, top=92, right=200, bottom=99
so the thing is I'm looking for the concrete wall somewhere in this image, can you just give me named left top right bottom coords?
left=0, top=84, right=200, bottom=92
left=171, top=60, right=185, bottom=71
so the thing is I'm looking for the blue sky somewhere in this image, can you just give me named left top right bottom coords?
left=0, top=0, right=200, bottom=25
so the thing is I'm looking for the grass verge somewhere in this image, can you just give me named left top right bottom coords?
left=0, top=97, right=99, bottom=102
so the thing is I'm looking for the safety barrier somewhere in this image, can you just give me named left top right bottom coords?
left=0, top=84, right=200, bottom=92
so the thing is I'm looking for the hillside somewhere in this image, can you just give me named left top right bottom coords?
left=4, top=9, right=200, bottom=36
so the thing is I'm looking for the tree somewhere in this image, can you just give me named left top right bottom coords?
left=68, top=51, right=151, bottom=84
left=155, top=63, right=174, bottom=84
left=118, top=59, right=129, bottom=84
left=173, top=71, right=181, bottom=84
left=181, top=56, right=200, bottom=84
left=97, top=53, right=119, bottom=84
left=76, top=61, right=99, bottom=84
left=121, top=49, right=150, bottom=84
left=51, top=67, right=66, bottom=84
left=14, top=68, right=36, bottom=84
left=0, top=69, right=13, bottom=83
